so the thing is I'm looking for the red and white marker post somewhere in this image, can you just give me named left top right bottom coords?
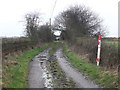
left=96, top=35, right=101, bottom=66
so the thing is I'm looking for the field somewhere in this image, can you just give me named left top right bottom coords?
left=2, top=37, right=37, bottom=60
left=103, top=40, right=118, bottom=48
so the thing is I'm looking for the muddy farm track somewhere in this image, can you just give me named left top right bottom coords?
left=28, top=44, right=100, bottom=88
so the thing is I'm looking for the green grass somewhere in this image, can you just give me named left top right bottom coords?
left=3, top=43, right=52, bottom=88
left=49, top=42, right=61, bottom=56
left=63, top=42, right=118, bottom=88
left=103, top=40, right=118, bottom=48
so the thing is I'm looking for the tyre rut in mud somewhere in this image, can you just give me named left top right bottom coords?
left=47, top=55, right=77, bottom=88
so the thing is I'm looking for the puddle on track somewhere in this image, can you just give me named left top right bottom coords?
left=39, top=59, right=53, bottom=88
left=28, top=48, right=53, bottom=88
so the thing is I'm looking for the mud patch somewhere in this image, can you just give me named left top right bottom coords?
left=47, top=55, right=77, bottom=88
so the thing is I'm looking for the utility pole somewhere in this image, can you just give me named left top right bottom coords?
left=49, top=18, right=51, bottom=31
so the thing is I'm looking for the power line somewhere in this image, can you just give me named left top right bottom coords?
left=50, top=0, right=57, bottom=30
left=51, top=0, right=57, bottom=18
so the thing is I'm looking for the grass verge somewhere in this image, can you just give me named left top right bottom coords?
left=49, top=42, right=61, bottom=56
left=2, top=43, right=52, bottom=88
left=63, top=42, right=119, bottom=88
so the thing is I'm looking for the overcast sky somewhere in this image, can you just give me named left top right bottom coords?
left=0, top=0, right=119, bottom=37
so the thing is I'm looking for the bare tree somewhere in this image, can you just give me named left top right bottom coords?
left=24, top=12, right=55, bottom=43
left=54, top=5, right=107, bottom=40
left=25, top=12, right=40, bottom=42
